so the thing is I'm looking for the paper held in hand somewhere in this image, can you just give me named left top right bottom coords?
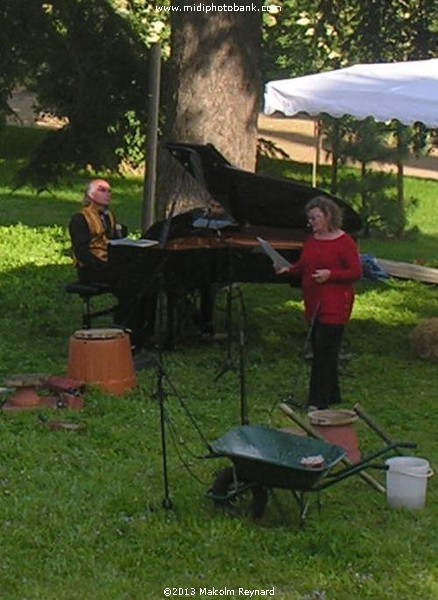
left=257, top=237, right=292, bottom=270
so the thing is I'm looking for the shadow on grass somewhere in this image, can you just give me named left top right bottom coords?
left=0, top=259, right=435, bottom=382
left=236, top=279, right=438, bottom=363
left=0, top=263, right=116, bottom=379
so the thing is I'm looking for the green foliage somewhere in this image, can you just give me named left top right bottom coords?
left=257, top=153, right=438, bottom=260
left=113, top=110, right=146, bottom=171
left=111, top=0, right=170, bottom=50
left=338, top=171, right=411, bottom=237
left=262, top=0, right=438, bottom=82
left=338, top=119, right=394, bottom=165
left=0, top=126, right=47, bottom=161
left=317, top=117, right=430, bottom=237
left=1, top=0, right=153, bottom=184
left=0, top=1, right=49, bottom=127
left=257, top=137, right=290, bottom=161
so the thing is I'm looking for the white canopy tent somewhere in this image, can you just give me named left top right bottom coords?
left=265, top=59, right=438, bottom=274
left=264, top=59, right=438, bottom=188
left=264, top=58, right=438, bottom=127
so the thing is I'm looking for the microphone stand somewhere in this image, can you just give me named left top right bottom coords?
left=154, top=268, right=173, bottom=511
left=214, top=282, right=236, bottom=381
left=215, top=247, right=239, bottom=381
left=238, top=292, right=249, bottom=425
left=214, top=270, right=249, bottom=424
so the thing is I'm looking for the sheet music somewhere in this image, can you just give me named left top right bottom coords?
left=256, top=237, right=292, bottom=269
left=109, top=238, right=158, bottom=248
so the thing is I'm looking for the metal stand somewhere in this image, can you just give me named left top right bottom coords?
left=215, top=285, right=247, bottom=372
left=215, top=245, right=243, bottom=380
left=214, top=283, right=238, bottom=380
left=238, top=299, right=249, bottom=426
left=213, top=281, right=249, bottom=425
left=282, top=305, right=319, bottom=408
left=154, top=272, right=174, bottom=511
left=155, top=358, right=173, bottom=510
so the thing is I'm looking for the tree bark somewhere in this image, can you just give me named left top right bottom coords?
left=155, top=3, right=262, bottom=219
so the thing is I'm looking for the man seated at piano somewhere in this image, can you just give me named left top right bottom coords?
left=68, top=179, right=157, bottom=349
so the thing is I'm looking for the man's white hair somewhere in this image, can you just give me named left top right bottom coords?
left=82, top=180, right=99, bottom=206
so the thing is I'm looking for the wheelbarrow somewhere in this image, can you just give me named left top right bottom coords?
left=206, top=424, right=416, bottom=525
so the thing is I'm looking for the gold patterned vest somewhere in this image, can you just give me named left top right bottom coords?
left=75, top=204, right=116, bottom=266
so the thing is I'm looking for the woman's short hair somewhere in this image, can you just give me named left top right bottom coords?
left=305, top=195, right=343, bottom=231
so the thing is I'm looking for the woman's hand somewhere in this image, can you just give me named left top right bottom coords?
left=275, top=266, right=290, bottom=275
left=312, top=269, right=331, bottom=283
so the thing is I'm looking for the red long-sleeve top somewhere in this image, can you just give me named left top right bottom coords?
left=287, top=233, right=362, bottom=324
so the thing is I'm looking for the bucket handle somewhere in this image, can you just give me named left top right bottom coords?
left=390, top=468, right=434, bottom=479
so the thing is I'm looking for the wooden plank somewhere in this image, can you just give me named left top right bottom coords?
left=377, top=258, right=438, bottom=284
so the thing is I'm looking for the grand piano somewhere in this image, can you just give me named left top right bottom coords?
left=108, top=143, right=362, bottom=344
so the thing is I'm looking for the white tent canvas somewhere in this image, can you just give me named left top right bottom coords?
left=264, top=59, right=438, bottom=127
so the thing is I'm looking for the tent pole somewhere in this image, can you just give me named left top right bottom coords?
left=312, top=119, right=321, bottom=188
left=330, top=118, right=339, bottom=195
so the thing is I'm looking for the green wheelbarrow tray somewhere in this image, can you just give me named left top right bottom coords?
left=207, top=424, right=416, bottom=494
left=206, top=424, right=417, bottom=524
left=207, top=425, right=346, bottom=492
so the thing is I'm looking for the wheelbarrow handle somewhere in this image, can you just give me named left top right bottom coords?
left=316, top=442, right=419, bottom=491
left=353, top=404, right=417, bottom=449
left=278, top=403, right=385, bottom=494
left=353, top=403, right=394, bottom=444
left=394, top=442, right=418, bottom=450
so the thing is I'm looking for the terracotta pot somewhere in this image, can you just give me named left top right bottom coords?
left=309, top=409, right=361, bottom=463
left=67, top=329, right=136, bottom=396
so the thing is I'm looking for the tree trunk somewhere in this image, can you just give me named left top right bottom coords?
left=155, top=3, right=262, bottom=219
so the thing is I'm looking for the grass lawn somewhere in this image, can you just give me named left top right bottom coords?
left=0, top=126, right=437, bottom=599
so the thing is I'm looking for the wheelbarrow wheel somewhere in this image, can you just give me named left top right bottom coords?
left=210, top=467, right=268, bottom=520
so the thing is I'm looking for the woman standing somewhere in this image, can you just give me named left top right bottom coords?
left=277, top=195, right=362, bottom=410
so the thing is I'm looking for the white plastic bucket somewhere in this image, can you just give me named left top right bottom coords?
left=385, top=457, right=433, bottom=510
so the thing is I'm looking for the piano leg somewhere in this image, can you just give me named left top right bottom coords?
left=214, top=283, right=242, bottom=380
left=164, top=291, right=177, bottom=350
left=198, top=284, right=214, bottom=335
left=162, top=286, right=218, bottom=349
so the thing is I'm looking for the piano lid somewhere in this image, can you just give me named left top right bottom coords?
left=166, top=142, right=362, bottom=234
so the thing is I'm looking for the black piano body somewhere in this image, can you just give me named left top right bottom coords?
left=163, top=142, right=361, bottom=234
left=108, top=143, right=362, bottom=342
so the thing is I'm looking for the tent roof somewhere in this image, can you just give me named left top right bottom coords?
left=264, top=59, right=438, bottom=127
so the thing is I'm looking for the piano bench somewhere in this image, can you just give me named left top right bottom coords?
left=65, top=282, right=118, bottom=329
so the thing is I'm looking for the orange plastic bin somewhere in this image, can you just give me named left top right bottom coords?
left=68, top=329, right=136, bottom=396
left=309, top=409, right=361, bottom=463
